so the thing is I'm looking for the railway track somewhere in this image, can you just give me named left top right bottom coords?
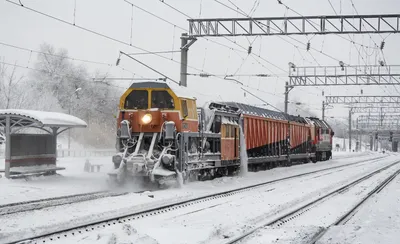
left=0, top=191, right=133, bottom=216
left=221, top=159, right=400, bottom=244
left=5, top=154, right=388, bottom=244
left=0, top=153, right=373, bottom=217
left=308, top=165, right=400, bottom=244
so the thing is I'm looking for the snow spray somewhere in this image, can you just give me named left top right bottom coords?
left=239, top=125, right=248, bottom=176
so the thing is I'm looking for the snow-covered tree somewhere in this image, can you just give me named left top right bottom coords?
left=27, top=43, right=121, bottom=148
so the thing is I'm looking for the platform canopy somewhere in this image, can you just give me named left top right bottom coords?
left=0, top=109, right=88, bottom=178
left=0, top=109, right=87, bottom=130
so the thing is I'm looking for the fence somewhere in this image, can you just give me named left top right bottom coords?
left=57, top=149, right=116, bottom=158
left=0, top=148, right=116, bottom=158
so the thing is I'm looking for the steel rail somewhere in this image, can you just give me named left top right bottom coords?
left=0, top=191, right=134, bottom=216
left=220, top=159, right=400, bottom=244
left=308, top=167, right=400, bottom=244
left=0, top=153, right=368, bottom=216
left=6, top=155, right=387, bottom=244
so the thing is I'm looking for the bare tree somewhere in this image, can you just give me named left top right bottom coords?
left=29, top=43, right=121, bottom=148
left=0, top=62, right=27, bottom=109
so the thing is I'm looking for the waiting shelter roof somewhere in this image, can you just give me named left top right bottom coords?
left=0, top=109, right=87, bottom=128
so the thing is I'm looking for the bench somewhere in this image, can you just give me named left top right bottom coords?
left=89, top=164, right=103, bottom=173
left=9, top=166, right=65, bottom=179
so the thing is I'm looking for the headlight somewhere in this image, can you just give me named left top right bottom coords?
left=141, top=114, right=152, bottom=124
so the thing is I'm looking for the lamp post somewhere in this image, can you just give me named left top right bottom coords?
left=68, top=87, right=82, bottom=156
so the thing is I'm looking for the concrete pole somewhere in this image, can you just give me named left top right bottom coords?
left=68, top=106, right=71, bottom=157
left=369, top=134, right=373, bottom=151
left=180, top=33, right=189, bottom=87
left=5, top=116, right=11, bottom=178
left=322, top=101, right=325, bottom=120
left=284, top=82, right=289, bottom=114
left=349, top=110, right=352, bottom=152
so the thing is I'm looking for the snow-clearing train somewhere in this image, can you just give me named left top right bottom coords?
left=109, top=81, right=334, bottom=186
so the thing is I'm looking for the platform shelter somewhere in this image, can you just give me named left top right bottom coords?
left=0, top=109, right=87, bottom=178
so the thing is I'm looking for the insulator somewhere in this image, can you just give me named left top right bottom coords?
left=248, top=46, right=252, bottom=55
left=306, top=42, right=310, bottom=51
left=360, top=89, right=363, bottom=94
left=322, top=90, right=325, bottom=96
left=380, top=41, right=385, bottom=50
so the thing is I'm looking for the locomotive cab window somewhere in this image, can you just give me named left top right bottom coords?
left=151, top=91, right=175, bottom=109
left=124, top=90, right=148, bottom=109
left=182, top=100, right=189, bottom=118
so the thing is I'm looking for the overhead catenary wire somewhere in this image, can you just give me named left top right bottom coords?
left=212, top=0, right=354, bottom=68
left=241, top=87, right=284, bottom=113
left=0, top=41, right=112, bottom=66
left=0, top=40, right=142, bottom=78
left=10, top=0, right=289, bottom=101
left=212, top=0, right=330, bottom=100
left=4, top=0, right=212, bottom=78
left=6, top=0, right=315, bottom=104
left=122, top=0, right=248, bottom=54
left=281, top=0, right=378, bottom=50
left=8, top=0, right=284, bottom=87
left=276, top=0, right=393, bottom=98
left=157, top=0, right=288, bottom=76
left=326, top=0, right=396, bottom=96
left=0, top=60, right=129, bottom=90
left=347, top=0, right=399, bottom=95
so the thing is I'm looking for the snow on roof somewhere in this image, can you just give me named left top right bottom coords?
left=0, top=109, right=87, bottom=128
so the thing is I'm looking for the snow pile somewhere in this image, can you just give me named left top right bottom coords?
left=0, top=157, right=115, bottom=205
left=202, top=101, right=216, bottom=132
left=0, top=109, right=87, bottom=127
left=318, top=226, right=400, bottom=244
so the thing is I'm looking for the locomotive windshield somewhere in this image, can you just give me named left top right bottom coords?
left=151, top=90, right=175, bottom=109
left=124, top=90, right=148, bottom=109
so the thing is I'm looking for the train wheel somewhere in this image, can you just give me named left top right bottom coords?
left=227, top=166, right=235, bottom=176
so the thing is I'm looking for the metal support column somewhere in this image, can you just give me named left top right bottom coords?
left=180, top=34, right=189, bottom=87
left=180, top=33, right=197, bottom=87
left=369, top=134, right=373, bottom=151
left=4, top=116, right=11, bottom=178
left=284, top=82, right=289, bottom=114
left=322, top=101, right=325, bottom=120
left=393, top=141, right=399, bottom=152
left=52, top=127, right=58, bottom=158
left=349, top=110, right=352, bottom=151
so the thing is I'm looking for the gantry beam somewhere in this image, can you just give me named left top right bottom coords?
left=348, top=103, right=400, bottom=108
left=326, top=96, right=400, bottom=104
left=188, top=14, right=400, bottom=37
left=351, top=107, right=400, bottom=113
left=289, top=65, right=400, bottom=86
left=355, top=129, right=400, bottom=134
left=357, top=122, right=400, bottom=130
left=357, top=115, right=400, bottom=122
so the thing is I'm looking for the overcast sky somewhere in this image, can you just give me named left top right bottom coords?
left=1, top=0, right=400, bottom=122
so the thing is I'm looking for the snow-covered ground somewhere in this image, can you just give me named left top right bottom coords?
left=0, top=151, right=371, bottom=205
left=0, top=151, right=393, bottom=243
left=317, top=162, right=400, bottom=244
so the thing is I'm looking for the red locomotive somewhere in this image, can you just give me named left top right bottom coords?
left=109, top=82, right=334, bottom=186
